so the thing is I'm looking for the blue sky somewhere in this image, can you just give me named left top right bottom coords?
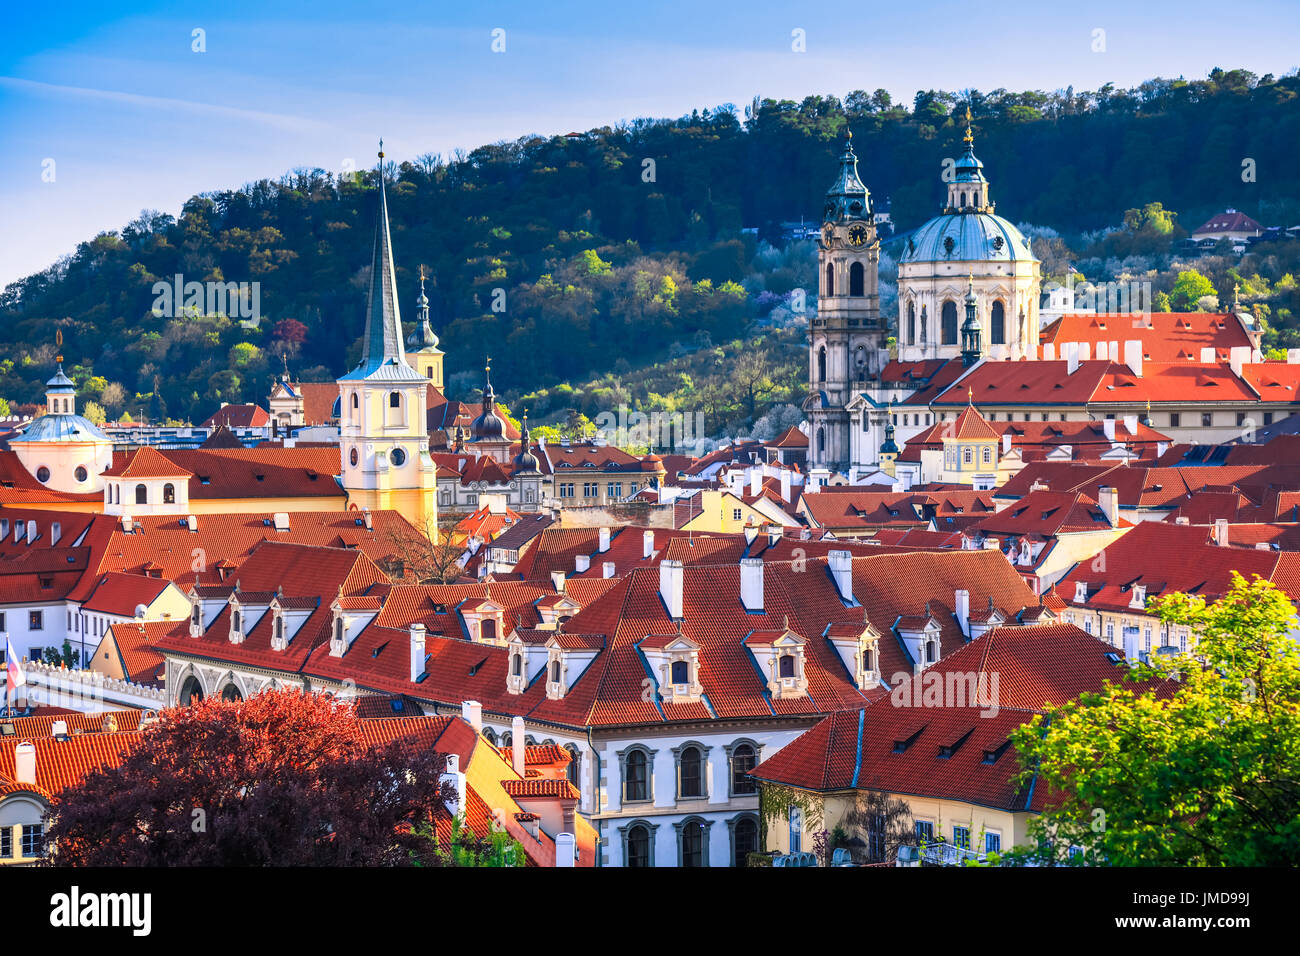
left=2, top=0, right=1298, bottom=288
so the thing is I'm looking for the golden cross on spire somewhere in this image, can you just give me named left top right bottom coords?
left=418, top=265, right=426, bottom=283
left=963, top=106, right=974, bottom=145
left=968, top=386, right=974, bottom=405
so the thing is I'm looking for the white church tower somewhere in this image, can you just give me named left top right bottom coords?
left=336, top=143, right=438, bottom=528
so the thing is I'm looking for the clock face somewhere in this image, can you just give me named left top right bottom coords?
left=849, top=224, right=868, bottom=246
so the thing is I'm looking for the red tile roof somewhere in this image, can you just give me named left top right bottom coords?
left=201, top=404, right=270, bottom=428
left=81, top=571, right=172, bottom=616
left=101, top=445, right=192, bottom=479
left=1040, top=312, right=1257, bottom=364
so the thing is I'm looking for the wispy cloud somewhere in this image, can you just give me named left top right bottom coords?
left=0, top=75, right=331, bottom=134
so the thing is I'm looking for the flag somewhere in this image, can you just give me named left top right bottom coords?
left=6, top=636, right=25, bottom=696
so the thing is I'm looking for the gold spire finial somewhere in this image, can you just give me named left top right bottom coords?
left=377, top=137, right=384, bottom=160
left=968, top=386, right=974, bottom=405
left=55, top=329, right=63, bottom=364
left=963, top=106, right=974, bottom=145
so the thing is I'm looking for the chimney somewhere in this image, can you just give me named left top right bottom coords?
left=750, top=468, right=762, bottom=498
left=15, top=742, right=35, bottom=786
left=954, top=589, right=970, bottom=637
left=1077, top=342, right=1091, bottom=362
left=740, top=558, right=764, bottom=612
left=1175, top=516, right=1190, bottom=525
left=461, top=699, right=482, bottom=735
left=744, top=525, right=758, bottom=545
left=511, top=716, right=526, bottom=776
left=1229, top=346, right=1248, bottom=378
left=828, top=550, right=854, bottom=604
left=555, top=831, right=576, bottom=868
left=442, top=753, right=466, bottom=818
left=1214, top=518, right=1229, bottom=547
left=186, top=514, right=198, bottom=532
left=602, top=561, right=616, bottom=579
left=1123, top=414, right=1138, bottom=435
left=363, top=509, right=373, bottom=531
left=1123, top=340, right=1143, bottom=377
left=550, top=570, right=566, bottom=593
left=1043, top=343, right=1056, bottom=361
left=642, top=529, right=655, bottom=560
left=1102, top=418, right=1116, bottom=441
left=1066, top=343, right=1079, bottom=376
left=659, top=559, right=684, bottom=618
left=1002, top=433, right=1012, bottom=455
left=574, top=554, right=591, bottom=573
left=49, top=522, right=61, bottom=546
left=780, top=469, right=791, bottom=503
left=1098, top=486, right=1119, bottom=527
left=50, top=720, right=68, bottom=738
left=1287, top=349, right=1300, bottom=365
left=1199, top=346, right=1215, bottom=363
left=409, top=623, right=427, bottom=682
left=598, top=527, right=611, bottom=553
left=766, top=525, right=782, bottom=546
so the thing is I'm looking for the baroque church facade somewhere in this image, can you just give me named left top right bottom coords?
left=807, top=115, right=1043, bottom=479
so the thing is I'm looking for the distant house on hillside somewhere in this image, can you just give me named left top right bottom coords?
left=1192, top=209, right=1263, bottom=245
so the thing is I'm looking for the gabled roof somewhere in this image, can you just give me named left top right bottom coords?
left=200, top=404, right=270, bottom=429
left=81, top=571, right=172, bottom=616
left=101, top=445, right=192, bottom=479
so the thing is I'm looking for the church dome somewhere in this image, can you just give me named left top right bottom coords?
left=901, top=212, right=1033, bottom=265
left=9, top=413, right=109, bottom=443
left=471, top=405, right=506, bottom=440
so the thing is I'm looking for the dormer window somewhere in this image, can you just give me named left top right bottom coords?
left=1074, top=581, right=1088, bottom=604
left=1130, top=584, right=1146, bottom=609
left=513, top=653, right=523, bottom=676
left=271, top=614, right=286, bottom=651
left=229, top=603, right=244, bottom=644
left=671, top=660, right=689, bottom=685
left=744, top=628, right=808, bottom=699
left=778, top=654, right=795, bottom=678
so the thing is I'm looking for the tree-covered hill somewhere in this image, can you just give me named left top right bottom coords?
left=2, top=67, right=1299, bottom=424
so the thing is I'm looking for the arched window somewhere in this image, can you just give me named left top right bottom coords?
left=178, top=675, right=204, bottom=706
left=963, top=447, right=973, bottom=464
left=500, top=731, right=513, bottom=747
left=849, top=261, right=865, bottom=297
left=779, top=654, right=795, bottom=678
left=626, top=823, right=652, bottom=868
left=670, top=659, right=689, bottom=685
left=825, top=263, right=834, bottom=297
left=731, top=743, right=757, bottom=795
left=624, top=749, right=649, bottom=802
left=927, top=639, right=938, bottom=663
left=274, top=617, right=284, bottom=643
left=231, top=609, right=241, bottom=634
left=512, top=653, right=522, bottom=676
left=351, top=393, right=359, bottom=408
left=551, top=659, right=561, bottom=683
left=135, top=483, right=148, bottom=505
left=960, top=192, right=967, bottom=208
left=817, top=346, right=827, bottom=383
left=920, top=305, right=928, bottom=342
left=564, top=743, right=581, bottom=787
left=163, top=483, right=175, bottom=504
left=679, top=745, right=704, bottom=799
left=733, top=816, right=759, bottom=866
left=335, top=617, right=345, bottom=643
left=817, top=427, right=826, bottom=456
left=680, top=818, right=706, bottom=867
left=221, top=684, right=242, bottom=702
left=389, top=392, right=400, bottom=408
left=941, top=301, right=958, bottom=344
left=907, top=301, right=916, bottom=343
left=991, top=300, right=1006, bottom=344
left=480, top=618, right=497, bottom=642
left=482, top=727, right=498, bottom=745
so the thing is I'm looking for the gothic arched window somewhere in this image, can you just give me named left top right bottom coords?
left=991, top=300, right=1006, bottom=345
left=849, top=261, right=864, bottom=297
left=817, top=346, right=826, bottom=383
left=825, top=263, right=834, bottom=297
left=907, top=301, right=916, bottom=343
left=941, top=301, right=959, bottom=345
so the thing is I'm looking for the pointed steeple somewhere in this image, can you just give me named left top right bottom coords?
left=961, top=273, right=983, bottom=367
left=362, top=139, right=406, bottom=366
left=823, top=130, right=870, bottom=221
left=407, top=266, right=441, bottom=351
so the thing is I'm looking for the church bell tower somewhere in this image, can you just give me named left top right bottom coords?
left=805, top=132, right=884, bottom=470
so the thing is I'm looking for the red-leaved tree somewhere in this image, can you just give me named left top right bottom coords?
left=42, top=689, right=456, bottom=866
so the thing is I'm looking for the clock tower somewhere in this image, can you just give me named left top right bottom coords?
left=337, top=143, right=438, bottom=529
left=805, top=132, right=885, bottom=471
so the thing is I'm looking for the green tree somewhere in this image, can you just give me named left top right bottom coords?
left=1011, top=574, right=1300, bottom=866
left=81, top=401, right=107, bottom=425
left=1169, top=269, right=1217, bottom=311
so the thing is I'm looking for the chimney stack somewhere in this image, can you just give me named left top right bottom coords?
left=750, top=468, right=762, bottom=498
left=550, top=570, right=566, bottom=592
left=1002, top=433, right=1012, bottom=455
left=461, top=699, right=482, bottom=735
left=1123, top=414, right=1138, bottom=435
left=575, top=554, right=590, bottom=574
left=1065, top=342, right=1079, bottom=376
left=598, top=527, right=611, bottom=553
left=766, top=525, right=782, bottom=547
left=442, top=753, right=466, bottom=818
left=1214, top=518, right=1229, bottom=547
left=1098, top=486, right=1119, bottom=527
left=1122, top=340, right=1143, bottom=377
left=15, top=742, right=35, bottom=786
left=642, top=529, right=655, bottom=560
left=659, top=560, right=684, bottom=619
left=511, top=716, right=526, bottom=776
left=409, top=623, right=427, bottom=682
left=780, top=469, right=792, bottom=504
left=1102, top=418, right=1116, bottom=441
left=744, top=526, right=758, bottom=546
left=1043, top=343, right=1056, bottom=361
left=1229, top=346, right=1248, bottom=378
left=740, top=558, right=764, bottom=612
left=828, top=550, right=854, bottom=604
left=954, top=589, right=970, bottom=638
left=602, top=561, right=616, bottom=579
